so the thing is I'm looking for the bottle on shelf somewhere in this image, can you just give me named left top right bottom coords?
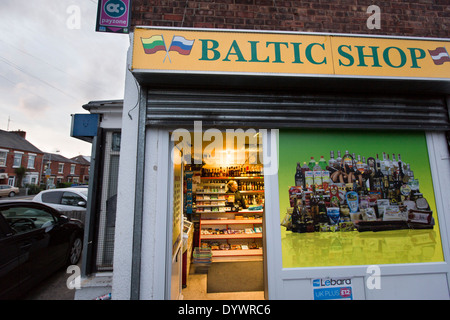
left=308, top=157, right=316, bottom=171
left=291, top=205, right=301, bottom=233
left=398, top=159, right=405, bottom=182
left=373, top=154, right=384, bottom=191
left=405, top=163, right=414, bottom=180
left=375, top=153, right=381, bottom=172
left=328, top=151, right=337, bottom=168
left=391, top=154, right=398, bottom=175
left=301, top=162, right=309, bottom=174
left=386, top=154, right=393, bottom=176
left=343, top=150, right=353, bottom=168
left=362, top=156, right=368, bottom=171
left=336, top=150, right=342, bottom=168
left=295, top=162, right=304, bottom=187
left=313, top=162, right=322, bottom=171
left=356, top=155, right=364, bottom=173
left=381, top=152, right=388, bottom=175
left=398, top=154, right=404, bottom=171
left=318, top=156, right=327, bottom=170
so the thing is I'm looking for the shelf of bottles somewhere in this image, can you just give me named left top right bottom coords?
left=197, top=164, right=264, bottom=261
left=281, top=150, right=434, bottom=234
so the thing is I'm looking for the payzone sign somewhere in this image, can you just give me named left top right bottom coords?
left=312, top=278, right=353, bottom=300
left=96, top=0, right=131, bottom=34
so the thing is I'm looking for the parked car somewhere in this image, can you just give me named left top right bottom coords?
left=0, top=200, right=84, bottom=299
left=0, top=185, right=19, bottom=197
left=33, top=187, right=88, bottom=213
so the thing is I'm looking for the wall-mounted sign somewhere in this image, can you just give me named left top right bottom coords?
left=132, top=27, right=450, bottom=80
left=312, top=278, right=353, bottom=300
left=96, top=0, right=131, bottom=34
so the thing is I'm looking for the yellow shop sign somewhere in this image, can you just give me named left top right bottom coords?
left=132, top=27, right=450, bottom=80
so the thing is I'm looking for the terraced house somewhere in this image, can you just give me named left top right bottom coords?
left=0, top=129, right=43, bottom=187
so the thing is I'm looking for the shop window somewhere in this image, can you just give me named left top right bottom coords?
left=279, top=129, right=444, bottom=268
left=112, top=132, right=121, bottom=151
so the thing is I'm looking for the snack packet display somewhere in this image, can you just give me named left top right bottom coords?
left=327, top=207, right=340, bottom=225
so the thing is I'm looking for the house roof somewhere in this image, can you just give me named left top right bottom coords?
left=43, top=153, right=78, bottom=164
left=0, top=129, right=43, bottom=153
left=71, top=155, right=91, bottom=165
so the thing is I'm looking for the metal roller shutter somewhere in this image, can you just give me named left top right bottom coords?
left=146, top=88, right=449, bottom=131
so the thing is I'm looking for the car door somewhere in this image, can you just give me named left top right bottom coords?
left=0, top=214, right=20, bottom=299
left=0, top=205, right=55, bottom=298
left=60, top=191, right=86, bottom=212
left=0, top=185, right=7, bottom=197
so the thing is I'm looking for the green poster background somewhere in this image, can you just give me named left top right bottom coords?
left=278, top=129, right=444, bottom=268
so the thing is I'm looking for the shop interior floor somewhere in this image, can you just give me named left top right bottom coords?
left=206, top=261, right=264, bottom=293
left=182, top=268, right=264, bottom=300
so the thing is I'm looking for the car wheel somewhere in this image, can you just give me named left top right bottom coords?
left=8, top=192, right=15, bottom=197
left=68, top=235, right=83, bottom=265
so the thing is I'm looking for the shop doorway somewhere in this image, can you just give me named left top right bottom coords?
left=169, top=129, right=267, bottom=300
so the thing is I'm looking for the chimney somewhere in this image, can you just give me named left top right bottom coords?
left=11, top=130, right=26, bottom=139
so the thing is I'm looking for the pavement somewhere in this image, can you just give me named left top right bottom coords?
left=0, top=195, right=34, bottom=201
left=21, top=261, right=81, bottom=300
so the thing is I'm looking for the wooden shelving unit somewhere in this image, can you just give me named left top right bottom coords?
left=197, top=177, right=264, bottom=262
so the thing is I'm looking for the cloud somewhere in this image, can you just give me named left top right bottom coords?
left=17, top=94, right=51, bottom=118
left=0, top=0, right=129, bottom=158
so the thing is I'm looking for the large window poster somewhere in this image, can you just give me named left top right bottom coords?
left=278, top=129, right=444, bottom=268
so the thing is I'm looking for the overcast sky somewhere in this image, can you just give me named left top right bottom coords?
left=0, top=0, right=129, bottom=158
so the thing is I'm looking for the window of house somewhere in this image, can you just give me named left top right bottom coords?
left=70, top=164, right=76, bottom=174
left=0, top=150, right=8, bottom=166
left=58, top=163, right=64, bottom=173
left=27, top=154, right=36, bottom=169
left=13, top=152, right=23, bottom=167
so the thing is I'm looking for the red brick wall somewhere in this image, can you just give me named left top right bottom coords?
left=130, top=0, right=449, bottom=38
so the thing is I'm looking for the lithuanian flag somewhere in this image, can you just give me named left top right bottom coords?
left=141, top=35, right=167, bottom=54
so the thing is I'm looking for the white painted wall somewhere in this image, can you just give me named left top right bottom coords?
left=111, top=39, right=139, bottom=300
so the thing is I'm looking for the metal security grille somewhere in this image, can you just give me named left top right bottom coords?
left=146, top=89, right=449, bottom=131
left=95, top=131, right=120, bottom=271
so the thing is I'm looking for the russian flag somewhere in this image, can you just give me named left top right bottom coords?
left=168, top=36, right=195, bottom=55
left=428, top=47, right=450, bottom=65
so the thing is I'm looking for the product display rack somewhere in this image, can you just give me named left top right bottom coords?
left=197, top=170, right=264, bottom=262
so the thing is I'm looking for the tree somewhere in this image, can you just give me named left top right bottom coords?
left=14, top=166, right=26, bottom=187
